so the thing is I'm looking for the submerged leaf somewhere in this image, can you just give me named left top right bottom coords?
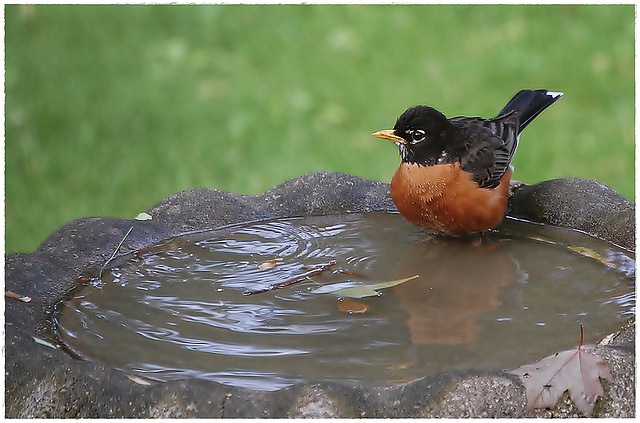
left=314, top=275, right=419, bottom=298
left=509, top=326, right=613, bottom=416
left=337, top=298, right=369, bottom=314
left=567, top=246, right=608, bottom=265
left=258, top=258, right=283, bottom=269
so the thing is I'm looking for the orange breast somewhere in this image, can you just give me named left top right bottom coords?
left=390, top=162, right=512, bottom=236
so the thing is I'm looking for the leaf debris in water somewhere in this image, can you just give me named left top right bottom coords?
left=567, top=245, right=609, bottom=265
left=314, top=275, right=419, bottom=298
left=337, top=298, right=369, bottom=314
left=258, top=258, right=283, bottom=269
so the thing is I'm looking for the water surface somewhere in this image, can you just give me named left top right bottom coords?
left=56, top=212, right=635, bottom=391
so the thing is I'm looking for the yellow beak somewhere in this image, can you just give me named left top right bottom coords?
left=371, top=129, right=407, bottom=144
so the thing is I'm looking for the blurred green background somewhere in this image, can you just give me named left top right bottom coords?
left=5, top=4, right=634, bottom=253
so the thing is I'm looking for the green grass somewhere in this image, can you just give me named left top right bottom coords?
left=5, top=4, right=635, bottom=253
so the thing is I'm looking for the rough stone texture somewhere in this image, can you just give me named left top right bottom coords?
left=424, top=374, right=527, bottom=418
left=288, top=385, right=358, bottom=418
left=4, top=172, right=635, bottom=418
left=507, top=177, right=635, bottom=250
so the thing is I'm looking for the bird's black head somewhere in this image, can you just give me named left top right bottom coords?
left=373, top=105, right=458, bottom=165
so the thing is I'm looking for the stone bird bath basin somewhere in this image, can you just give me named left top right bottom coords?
left=4, top=172, right=635, bottom=417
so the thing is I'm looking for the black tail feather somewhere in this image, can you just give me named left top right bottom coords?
left=499, top=89, right=563, bottom=131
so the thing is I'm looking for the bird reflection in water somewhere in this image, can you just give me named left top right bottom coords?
left=393, top=236, right=517, bottom=345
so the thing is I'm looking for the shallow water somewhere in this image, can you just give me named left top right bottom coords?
left=55, top=212, right=635, bottom=391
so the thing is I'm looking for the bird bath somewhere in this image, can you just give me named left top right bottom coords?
left=5, top=173, right=636, bottom=417
left=54, top=213, right=633, bottom=391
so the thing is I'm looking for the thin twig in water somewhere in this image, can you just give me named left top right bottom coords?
left=98, top=226, right=134, bottom=279
left=245, top=260, right=338, bottom=295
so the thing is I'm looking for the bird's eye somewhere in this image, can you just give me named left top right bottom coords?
left=411, top=129, right=426, bottom=143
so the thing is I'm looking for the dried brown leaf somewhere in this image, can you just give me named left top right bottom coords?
left=509, top=326, right=613, bottom=416
left=337, top=298, right=369, bottom=314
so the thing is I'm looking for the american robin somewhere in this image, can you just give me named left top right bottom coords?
left=372, top=89, right=563, bottom=236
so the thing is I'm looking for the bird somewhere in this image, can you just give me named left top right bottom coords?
left=372, top=89, right=563, bottom=237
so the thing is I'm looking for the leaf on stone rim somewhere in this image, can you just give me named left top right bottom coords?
left=134, top=212, right=152, bottom=221
left=5, top=291, right=32, bottom=302
left=508, top=325, right=613, bottom=416
left=32, top=337, right=58, bottom=350
left=125, top=374, right=152, bottom=385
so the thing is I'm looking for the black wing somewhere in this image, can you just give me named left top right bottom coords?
left=448, top=90, right=561, bottom=188
left=450, top=112, right=519, bottom=189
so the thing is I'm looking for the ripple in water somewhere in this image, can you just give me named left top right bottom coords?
left=55, top=212, right=635, bottom=390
